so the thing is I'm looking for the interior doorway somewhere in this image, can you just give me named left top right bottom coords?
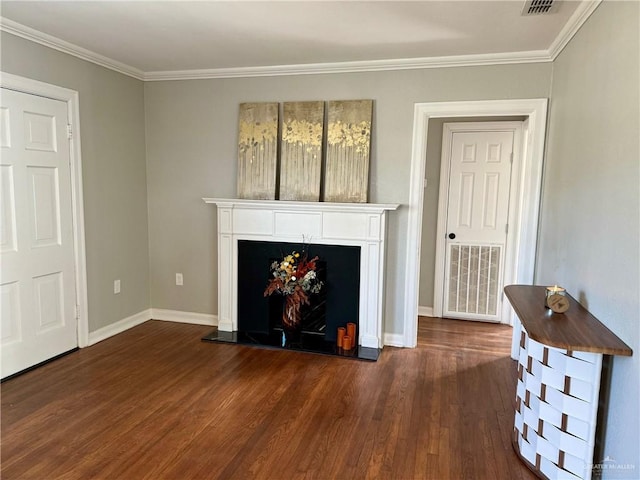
left=404, top=99, right=548, bottom=348
left=1, top=88, right=77, bottom=377
left=434, top=120, right=524, bottom=323
left=419, top=117, right=526, bottom=322
left=0, top=73, right=88, bottom=377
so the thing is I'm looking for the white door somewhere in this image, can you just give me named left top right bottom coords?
left=1, top=88, right=77, bottom=378
left=440, top=122, right=520, bottom=322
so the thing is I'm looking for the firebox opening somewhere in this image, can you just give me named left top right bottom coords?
left=235, top=240, right=369, bottom=357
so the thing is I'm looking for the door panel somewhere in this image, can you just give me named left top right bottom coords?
left=443, top=127, right=515, bottom=321
left=0, top=88, right=77, bottom=378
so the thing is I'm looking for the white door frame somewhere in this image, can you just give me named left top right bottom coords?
left=434, top=121, right=523, bottom=323
left=403, top=99, right=548, bottom=348
left=1, top=72, right=89, bottom=348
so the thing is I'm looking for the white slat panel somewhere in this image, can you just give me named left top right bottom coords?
left=570, top=350, right=598, bottom=364
left=524, top=370, right=542, bottom=398
left=563, top=451, right=588, bottom=478
left=559, top=429, right=589, bottom=459
left=519, top=436, right=537, bottom=465
left=523, top=404, right=539, bottom=430
left=517, top=376, right=526, bottom=400
left=528, top=337, right=546, bottom=362
left=539, top=401, right=563, bottom=429
left=541, top=363, right=566, bottom=391
left=547, top=348, right=568, bottom=371
left=519, top=345, right=528, bottom=367
left=528, top=394, right=541, bottom=419
left=565, top=415, right=590, bottom=441
left=544, top=423, right=589, bottom=460
left=540, top=456, right=562, bottom=480
left=568, top=377, right=593, bottom=403
left=536, top=435, right=560, bottom=464
left=527, top=427, right=538, bottom=449
left=565, top=356, right=597, bottom=383
left=545, top=387, right=592, bottom=423
left=531, top=355, right=543, bottom=377
left=543, top=420, right=562, bottom=446
left=515, top=409, right=524, bottom=432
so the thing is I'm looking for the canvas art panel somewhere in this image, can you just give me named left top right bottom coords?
left=324, top=100, right=373, bottom=203
left=279, top=101, right=324, bottom=201
left=237, top=102, right=279, bottom=199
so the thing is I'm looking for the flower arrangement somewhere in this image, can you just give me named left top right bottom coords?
left=264, top=249, right=324, bottom=327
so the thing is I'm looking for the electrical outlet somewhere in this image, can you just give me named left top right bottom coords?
left=176, top=273, right=183, bottom=286
left=114, top=279, right=121, bottom=294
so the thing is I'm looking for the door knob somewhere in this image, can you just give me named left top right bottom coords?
left=448, top=233, right=456, bottom=239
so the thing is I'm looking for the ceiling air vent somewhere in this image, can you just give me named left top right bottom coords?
left=522, top=0, right=558, bottom=15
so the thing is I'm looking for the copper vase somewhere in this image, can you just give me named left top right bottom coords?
left=282, top=295, right=302, bottom=347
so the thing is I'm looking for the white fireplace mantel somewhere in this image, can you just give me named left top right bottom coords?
left=203, top=198, right=399, bottom=349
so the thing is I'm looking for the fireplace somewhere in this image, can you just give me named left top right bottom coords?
left=202, top=198, right=398, bottom=358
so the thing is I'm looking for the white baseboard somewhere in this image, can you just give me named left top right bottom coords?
left=151, top=308, right=217, bottom=326
left=86, top=308, right=217, bottom=347
left=418, top=305, right=434, bottom=317
left=88, top=309, right=151, bottom=346
left=383, top=332, right=405, bottom=347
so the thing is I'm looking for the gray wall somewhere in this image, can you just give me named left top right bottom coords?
left=2, top=1, right=638, bottom=468
left=536, top=1, right=639, bottom=470
left=144, top=65, right=552, bottom=333
left=1, top=32, right=150, bottom=332
left=419, top=116, right=525, bottom=309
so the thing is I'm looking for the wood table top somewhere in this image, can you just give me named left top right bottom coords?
left=504, top=285, right=632, bottom=356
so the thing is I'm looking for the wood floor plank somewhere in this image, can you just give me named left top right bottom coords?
left=1, top=317, right=536, bottom=480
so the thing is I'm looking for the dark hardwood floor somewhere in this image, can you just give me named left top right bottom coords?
left=1, top=317, right=536, bottom=480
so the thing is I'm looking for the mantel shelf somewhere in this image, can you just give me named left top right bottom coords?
left=203, top=198, right=399, bottom=214
left=505, top=285, right=632, bottom=356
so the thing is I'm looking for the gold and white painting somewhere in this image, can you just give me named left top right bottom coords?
left=324, top=100, right=373, bottom=203
left=279, top=101, right=324, bottom=201
left=237, top=102, right=279, bottom=199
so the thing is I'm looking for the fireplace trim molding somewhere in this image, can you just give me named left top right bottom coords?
left=203, top=198, right=399, bottom=349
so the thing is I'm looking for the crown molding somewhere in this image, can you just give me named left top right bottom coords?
left=548, top=0, right=602, bottom=60
left=142, top=50, right=553, bottom=81
left=2, top=3, right=600, bottom=83
left=0, top=17, right=145, bottom=81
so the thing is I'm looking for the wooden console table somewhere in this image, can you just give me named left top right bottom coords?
left=504, top=285, right=632, bottom=480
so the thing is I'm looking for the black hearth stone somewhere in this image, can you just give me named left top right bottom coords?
left=201, top=329, right=379, bottom=362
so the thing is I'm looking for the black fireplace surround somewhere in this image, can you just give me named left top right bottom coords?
left=203, top=240, right=379, bottom=360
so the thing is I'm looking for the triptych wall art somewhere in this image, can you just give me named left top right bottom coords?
left=237, top=102, right=279, bottom=200
left=237, top=99, right=373, bottom=203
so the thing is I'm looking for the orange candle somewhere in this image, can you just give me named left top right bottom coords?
left=342, top=335, right=352, bottom=351
left=347, top=323, right=356, bottom=347
left=337, top=327, right=346, bottom=348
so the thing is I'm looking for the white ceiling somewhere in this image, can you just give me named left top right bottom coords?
left=0, top=1, right=594, bottom=80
